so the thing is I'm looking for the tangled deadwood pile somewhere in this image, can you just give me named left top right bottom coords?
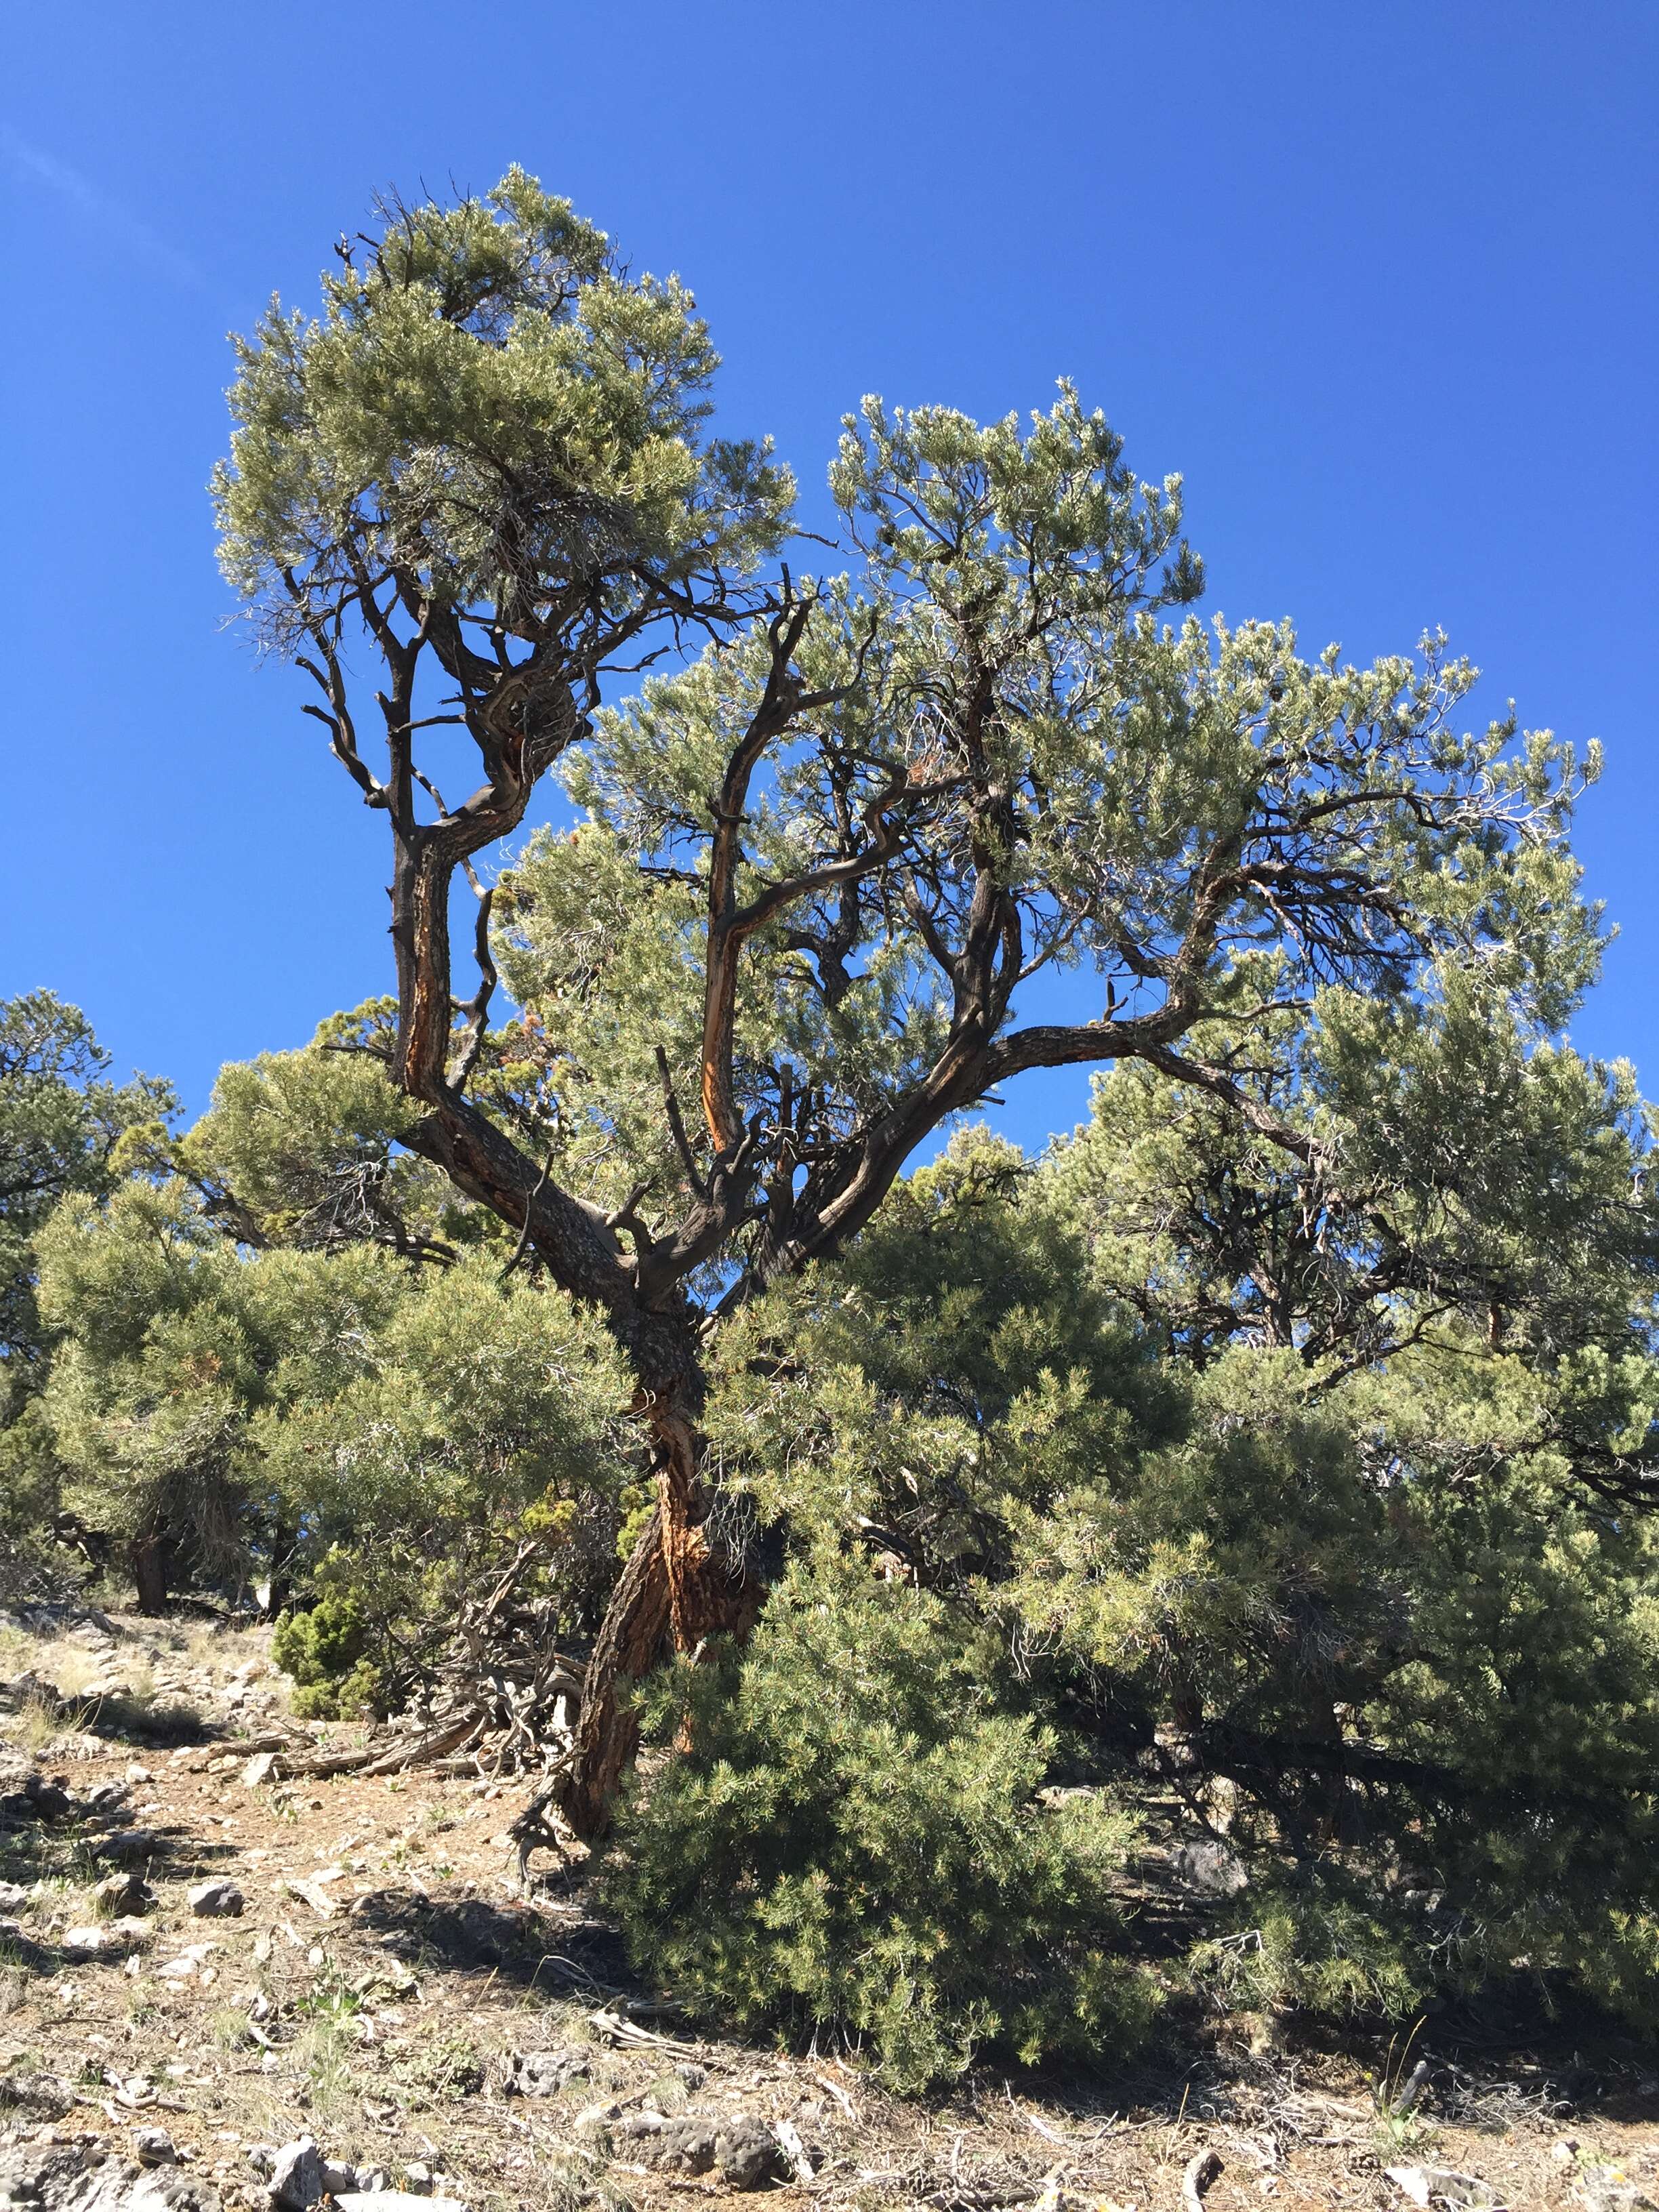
left=280, top=1544, right=589, bottom=1793
left=3, top=1547, right=590, bottom=1836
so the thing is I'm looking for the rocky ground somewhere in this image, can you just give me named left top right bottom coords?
left=2, top=1608, right=1657, bottom=2212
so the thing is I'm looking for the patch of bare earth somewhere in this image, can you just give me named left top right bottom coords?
left=3, top=1610, right=1656, bottom=2212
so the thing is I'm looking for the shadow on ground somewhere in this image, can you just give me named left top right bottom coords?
left=352, top=1885, right=632, bottom=1999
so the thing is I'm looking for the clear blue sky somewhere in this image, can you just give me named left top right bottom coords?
left=3, top=2, right=1654, bottom=1154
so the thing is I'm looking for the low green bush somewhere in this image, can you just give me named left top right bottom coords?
left=270, top=1589, right=381, bottom=1719
left=605, top=1551, right=1155, bottom=2091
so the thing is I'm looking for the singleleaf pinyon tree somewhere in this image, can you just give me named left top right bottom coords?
left=216, top=171, right=1596, bottom=1832
left=0, top=991, right=172, bottom=1597
left=0, top=992, right=175, bottom=1396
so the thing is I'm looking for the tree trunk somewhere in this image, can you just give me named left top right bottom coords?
left=562, top=1504, right=670, bottom=1839
left=562, top=1385, right=762, bottom=1839
left=401, top=912, right=764, bottom=1837
left=131, top=1534, right=168, bottom=1617
left=260, top=1523, right=300, bottom=1621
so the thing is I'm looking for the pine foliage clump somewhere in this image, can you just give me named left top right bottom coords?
left=605, top=1552, right=1154, bottom=2090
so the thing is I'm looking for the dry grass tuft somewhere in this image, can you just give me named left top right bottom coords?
left=12, top=1687, right=75, bottom=1758
left=0, top=1950, right=28, bottom=2018
left=46, top=1643, right=107, bottom=1700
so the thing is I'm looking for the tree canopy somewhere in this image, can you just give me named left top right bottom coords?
left=0, top=991, right=173, bottom=1397
left=205, top=169, right=1607, bottom=1832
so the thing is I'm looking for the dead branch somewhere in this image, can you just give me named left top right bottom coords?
left=1182, top=2149, right=1223, bottom=2212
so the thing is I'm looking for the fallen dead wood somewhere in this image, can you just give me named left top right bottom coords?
left=773, top=2118, right=815, bottom=2186
left=361, top=1718, right=478, bottom=1775
left=274, top=1874, right=340, bottom=1920
left=1181, top=2149, right=1223, bottom=2212
left=275, top=1743, right=388, bottom=1780
left=508, top=1774, right=575, bottom=1881
left=268, top=1718, right=474, bottom=1782
left=227, top=1729, right=311, bottom=1755
left=264, top=1544, right=588, bottom=1790
left=588, top=2006, right=703, bottom=2059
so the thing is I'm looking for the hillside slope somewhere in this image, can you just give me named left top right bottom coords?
left=1, top=1610, right=1652, bottom=2212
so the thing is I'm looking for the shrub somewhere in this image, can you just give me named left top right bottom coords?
left=1188, top=1866, right=1435, bottom=2024
left=271, top=1587, right=381, bottom=1718
left=605, top=1551, right=1155, bottom=2090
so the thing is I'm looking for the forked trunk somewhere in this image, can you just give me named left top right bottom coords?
left=394, top=827, right=764, bottom=1837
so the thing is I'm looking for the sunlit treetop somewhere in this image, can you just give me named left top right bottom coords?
left=215, top=166, right=793, bottom=652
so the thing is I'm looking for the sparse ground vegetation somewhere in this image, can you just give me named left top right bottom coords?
left=5, top=1610, right=1658, bottom=2212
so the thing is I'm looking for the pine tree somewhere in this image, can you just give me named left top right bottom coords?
left=217, top=171, right=1598, bottom=1829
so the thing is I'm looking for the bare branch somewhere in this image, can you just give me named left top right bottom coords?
left=447, top=874, right=497, bottom=1094
left=656, top=1044, right=708, bottom=1201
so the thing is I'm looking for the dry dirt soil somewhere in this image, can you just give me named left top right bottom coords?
left=3, top=1607, right=1658, bottom=2212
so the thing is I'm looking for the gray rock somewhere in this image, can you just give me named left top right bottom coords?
left=1385, top=2169, right=1509, bottom=2211
left=0, top=2070, right=75, bottom=2120
left=101, top=2165, right=221, bottom=2211
left=155, top=1946, right=216, bottom=1982
left=186, top=1881, right=243, bottom=1919
left=0, top=2139, right=94, bottom=2209
left=499, top=2047, right=590, bottom=2097
left=715, top=2119, right=781, bottom=2190
left=266, top=2136, right=323, bottom=2210
left=384, top=2168, right=465, bottom=2209
left=92, top=1830, right=165, bottom=1868
left=0, top=1919, right=48, bottom=1969
left=335, top=2198, right=465, bottom=2211
left=1573, top=2164, right=1657, bottom=2212
left=0, top=1880, right=28, bottom=1912
left=0, top=1769, right=71, bottom=1823
left=1173, top=1837, right=1249, bottom=1897
left=613, top=2115, right=716, bottom=2175
left=571, top=2105, right=621, bottom=2140
left=92, top=1871, right=152, bottom=1916
left=0, top=2137, right=221, bottom=2211
left=134, top=2128, right=179, bottom=2167
left=314, top=2162, right=388, bottom=2199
